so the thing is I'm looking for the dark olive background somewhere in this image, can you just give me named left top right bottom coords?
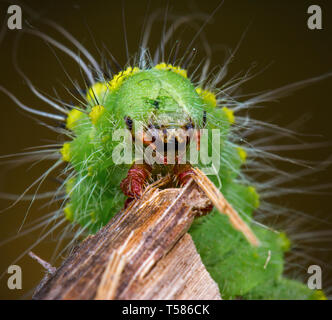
left=0, top=0, right=331, bottom=299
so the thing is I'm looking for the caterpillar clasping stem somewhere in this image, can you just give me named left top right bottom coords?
left=1, top=1, right=331, bottom=300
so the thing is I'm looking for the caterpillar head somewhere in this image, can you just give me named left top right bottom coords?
left=112, top=65, right=210, bottom=156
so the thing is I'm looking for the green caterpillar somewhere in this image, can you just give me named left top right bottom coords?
left=61, top=64, right=229, bottom=231
left=56, top=63, right=323, bottom=299
left=0, top=5, right=329, bottom=300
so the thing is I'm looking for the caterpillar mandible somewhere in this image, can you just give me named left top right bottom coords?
left=0, top=1, right=331, bottom=300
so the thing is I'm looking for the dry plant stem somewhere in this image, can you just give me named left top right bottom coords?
left=96, top=233, right=221, bottom=300
left=192, top=167, right=260, bottom=247
left=122, top=233, right=221, bottom=300
left=33, top=179, right=220, bottom=300
left=29, top=251, right=56, bottom=274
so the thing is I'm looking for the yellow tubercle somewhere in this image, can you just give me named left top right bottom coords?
left=86, top=82, right=109, bottom=104
left=64, top=204, right=74, bottom=222
left=222, top=107, right=235, bottom=124
left=88, top=166, right=94, bottom=176
left=278, top=232, right=291, bottom=252
left=154, top=63, right=187, bottom=78
left=248, top=186, right=260, bottom=209
left=108, top=66, right=140, bottom=91
left=89, top=105, right=105, bottom=125
left=60, top=143, right=71, bottom=162
left=65, top=177, right=75, bottom=195
left=66, top=108, right=84, bottom=130
left=311, top=290, right=327, bottom=300
left=101, top=134, right=110, bottom=143
left=196, top=87, right=217, bottom=107
left=86, top=67, right=140, bottom=104
left=90, top=211, right=97, bottom=223
left=237, top=147, right=247, bottom=163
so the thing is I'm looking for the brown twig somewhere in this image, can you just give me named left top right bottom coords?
left=32, top=180, right=221, bottom=300
left=32, top=167, right=260, bottom=299
left=192, top=167, right=260, bottom=246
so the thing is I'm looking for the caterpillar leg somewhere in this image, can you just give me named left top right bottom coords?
left=120, top=163, right=152, bottom=204
left=174, top=163, right=196, bottom=186
left=123, top=197, right=135, bottom=209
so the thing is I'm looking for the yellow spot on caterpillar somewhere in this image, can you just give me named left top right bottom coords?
left=66, top=108, right=84, bottom=130
left=237, top=147, right=247, bottom=163
left=89, top=105, right=105, bottom=125
left=65, top=177, right=75, bottom=195
left=108, top=66, right=140, bottom=91
left=101, top=134, right=110, bottom=143
left=222, top=107, right=235, bottom=124
left=311, top=290, right=327, bottom=300
left=278, top=232, right=291, bottom=252
left=90, top=211, right=97, bottom=223
left=60, top=143, right=71, bottom=162
left=64, top=204, right=74, bottom=222
left=248, top=186, right=260, bottom=208
left=86, top=67, right=140, bottom=104
left=86, top=82, right=109, bottom=104
left=90, top=82, right=108, bottom=97
left=88, top=166, right=94, bottom=176
left=196, top=87, right=217, bottom=107
left=154, top=63, right=187, bottom=78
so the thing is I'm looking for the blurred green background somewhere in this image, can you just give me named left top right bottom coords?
left=0, top=0, right=331, bottom=299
